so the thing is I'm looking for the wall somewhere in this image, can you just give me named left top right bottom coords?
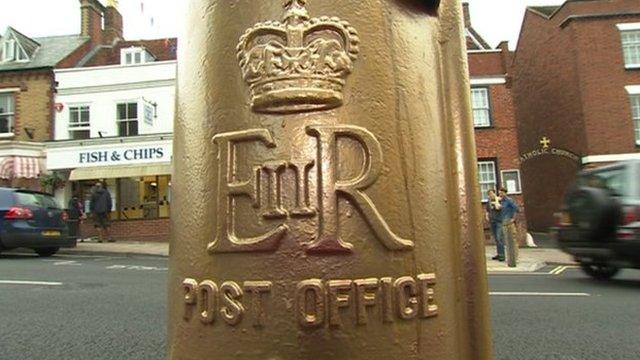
left=574, top=17, right=640, bottom=155
left=54, top=61, right=177, bottom=139
left=513, top=10, right=585, bottom=231
left=0, top=70, right=55, bottom=142
left=79, top=217, right=170, bottom=242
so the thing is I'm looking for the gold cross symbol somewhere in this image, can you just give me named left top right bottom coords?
left=540, top=137, right=551, bottom=149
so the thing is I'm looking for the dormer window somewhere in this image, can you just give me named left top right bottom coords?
left=120, top=47, right=155, bottom=66
left=1, top=37, right=31, bottom=63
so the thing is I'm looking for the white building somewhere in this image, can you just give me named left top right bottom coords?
left=47, top=57, right=176, bottom=238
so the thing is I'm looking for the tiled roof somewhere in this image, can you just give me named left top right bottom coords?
left=0, top=32, right=89, bottom=72
left=81, top=38, right=177, bottom=67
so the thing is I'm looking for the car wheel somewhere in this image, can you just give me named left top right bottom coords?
left=580, top=263, right=620, bottom=280
left=34, top=247, right=59, bottom=257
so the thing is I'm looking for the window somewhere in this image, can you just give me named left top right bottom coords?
left=621, top=30, right=640, bottom=68
left=1, top=38, right=28, bottom=63
left=632, top=95, right=640, bottom=145
left=471, top=88, right=491, bottom=127
left=577, top=167, right=629, bottom=197
left=120, top=47, right=154, bottom=66
left=69, top=105, right=90, bottom=140
left=2, top=39, right=16, bottom=62
left=501, top=170, right=522, bottom=194
left=78, top=176, right=171, bottom=221
left=0, top=93, right=15, bottom=134
left=477, top=160, right=497, bottom=202
left=117, top=102, right=139, bottom=137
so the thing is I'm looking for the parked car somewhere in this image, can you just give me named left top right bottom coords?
left=555, top=160, right=640, bottom=279
left=0, top=188, right=74, bottom=257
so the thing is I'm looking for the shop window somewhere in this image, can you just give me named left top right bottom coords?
left=500, top=170, right=522, bottom=194
left=69, top=105, right=90, bottom=140
left=632, top=95, right=640, bottom=145
left=117, top=102, right=139, bottom=137
left=79, top=179, right=117, bottom=218
left=118, top=176, right=170, bottom=220
left=471, top=88, right=491, bottom=127
left=477, top=160, right=497, bottom=202
left=0, top=92, right=15, bottom=134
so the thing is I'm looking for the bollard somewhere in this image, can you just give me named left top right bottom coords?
left=169, top=0, right=493, bottom=358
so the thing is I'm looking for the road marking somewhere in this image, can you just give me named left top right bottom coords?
left=490, top=292, right=590, bottom=297
left=54, top=260, right=82, bottom=266
left=106, top=265, right=168, bottom=271
left=0, top=280, right=63, bottom=286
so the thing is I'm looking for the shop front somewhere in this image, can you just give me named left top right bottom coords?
left=0, top=141, right=46, bottom=191
left=46, top=134, right=172, bottom=242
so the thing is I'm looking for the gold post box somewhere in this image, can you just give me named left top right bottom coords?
left=169, top=0, right=492, bottom=358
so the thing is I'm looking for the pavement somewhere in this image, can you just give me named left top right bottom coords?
left=61, top=233, right=577, bottom=273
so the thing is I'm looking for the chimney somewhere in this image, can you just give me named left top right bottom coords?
left=103, top=5, right=123, bottom=44
left=462, top=3, right=471, bottom=28
left=79, top=0, right=104, bottom=45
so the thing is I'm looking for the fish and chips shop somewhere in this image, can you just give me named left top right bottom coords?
left=45, top=134, right=172, bottom=241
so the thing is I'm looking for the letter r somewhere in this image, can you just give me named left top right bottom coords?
left=305, top=125, right=414, bottom=253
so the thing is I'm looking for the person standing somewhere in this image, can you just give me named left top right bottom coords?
left=90, top=182, right=114, bottom=243
left=485, top=189, right=504, bottom=262
left=499, top=187, right=519, bottom=267
left=67, top=195, right=85, bottom=242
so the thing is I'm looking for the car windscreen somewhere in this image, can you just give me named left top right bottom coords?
left=577, top=167, right=630, bottom=197
left=13, top=192, right=61, bottom=209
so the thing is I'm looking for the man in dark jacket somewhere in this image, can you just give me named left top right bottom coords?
left=90, top=182, right=113, bottom=243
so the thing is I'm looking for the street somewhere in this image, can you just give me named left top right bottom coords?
left=0, top=253, right=639, bottom=360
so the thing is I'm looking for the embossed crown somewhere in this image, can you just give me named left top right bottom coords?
left=237, top=0, right=360, bottom=114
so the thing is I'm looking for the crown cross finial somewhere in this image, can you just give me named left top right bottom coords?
left=283, top=0, right=309, bottom=23
left=237, top=1, right=360, bottom=114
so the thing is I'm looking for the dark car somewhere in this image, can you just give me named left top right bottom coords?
left=555, top=160, right=640, bottom=279
left=0, top=188, right=75, bottom=257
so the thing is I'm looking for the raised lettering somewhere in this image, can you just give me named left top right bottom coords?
left=260, top=161, right=288, bottom=219
left=417, top=273, right=438, bottom=318
left=327, top=280, right=352, bottom=327
left=354, top=278, right=378, bottom=325
left=394, top=276, right=418, bottom=320
left=182, top=278, right=198, bottom=321
left=198, top=280, right=218, bottom=324
left=297, top=279, right=325, bottom=328
left=380, top=277, right=394, bottom=323
left=306, top=125, right=414, bottom=254
left=220, top=281, right=245, bottom=326
left=243, top=281, right=272, bottom=327
left=209, top=130, right=288, bottom=253
left=288, top=159, right=316, bottom=218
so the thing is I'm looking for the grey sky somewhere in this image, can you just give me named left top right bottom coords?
left=0, top=0, right=566, bottom=49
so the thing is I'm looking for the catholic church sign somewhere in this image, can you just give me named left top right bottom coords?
left=520, top=137, right=580, bottom=164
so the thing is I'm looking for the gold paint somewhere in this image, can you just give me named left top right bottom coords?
left=237, top=0, right=359, bottom=113
left=169, top=0, right=492, bottom=358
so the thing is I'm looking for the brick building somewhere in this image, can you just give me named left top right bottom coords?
left=513, top=0, right=640, bottom=230
left=464, top=3, right=528, bottom=241
left=0, top=28, right=92, bottom=188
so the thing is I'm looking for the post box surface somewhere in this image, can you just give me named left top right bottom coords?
left=169, top=1, right=492, bottom=359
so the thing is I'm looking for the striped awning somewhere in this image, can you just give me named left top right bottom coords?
left=0, top=156, right=41, bottom=180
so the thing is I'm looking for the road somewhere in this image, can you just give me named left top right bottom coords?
left=0, top=252, right=639, bottom=359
